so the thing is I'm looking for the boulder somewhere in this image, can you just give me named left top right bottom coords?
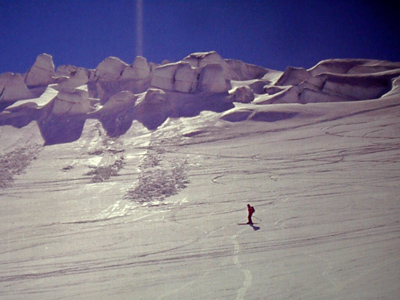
left=174, top=63, right=199, bottom=93
left=95, top=57, right=129, bottom=80
left=24, top=53, right=55, bottom=87
left=198, top=63, right=230, bottom=93
left=151, top=58, right=232, bottom=93
left=229, top=86, right=254, bottom=103
left=134, top=88, right=170, bottom=129
left=151, top=62, right=199, bottom=93
left=90, top=56, right=149, bottom=103
left=141, top=88, right=168, bottom=106
left=151, top=62, right=179, bottom=91
left=183, top=51, right=224, bottom=68
left=52, top=88, right=91, bottom=115
left=183, top=51, right=232, bottom=80
left=275, top=66, right=311, bottom=86
left=225, top=59, right=268, bottom=80
left=55, top=68, right=89, bottom=92
left=102, top=90, right=137, bottom=111
left=121, top=56, right=150, bottom=80
left=0, top=72, right=34, bottom=102
left=298, top=76, right=325, bottom=92
left=55, top=65, right=79, bottom=77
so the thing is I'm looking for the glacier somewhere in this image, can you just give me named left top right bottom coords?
left=0, top=51, right=399, bottom=299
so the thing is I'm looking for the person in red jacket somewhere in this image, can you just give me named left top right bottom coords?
left=247, top=204, right=255, bottom=224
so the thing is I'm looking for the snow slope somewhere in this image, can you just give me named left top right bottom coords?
left=1, top=52, right=399, bottom=299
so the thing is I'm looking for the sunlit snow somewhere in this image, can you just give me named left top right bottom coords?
left=1, top=52, right=399, bottom=299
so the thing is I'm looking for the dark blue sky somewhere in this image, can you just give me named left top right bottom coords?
left=1, top=0, right=399, bottom=73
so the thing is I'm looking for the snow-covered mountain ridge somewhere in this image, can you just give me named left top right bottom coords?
left=1, top=51, right=399, bottom=145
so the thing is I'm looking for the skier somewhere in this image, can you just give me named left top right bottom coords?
left=247, top=204, right=255, bottom=224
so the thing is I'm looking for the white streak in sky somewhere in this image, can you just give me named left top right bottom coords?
left=136, top=0, right=143, bottom=57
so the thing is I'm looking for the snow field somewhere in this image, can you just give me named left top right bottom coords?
left=1, top=53, right=399, bottom=299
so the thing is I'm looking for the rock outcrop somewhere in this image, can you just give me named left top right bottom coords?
left=198, top=63, right=231, bottom=93
left=275, top=67, right=311, bottom=86
left=151, top=52, right=231, bottom=94
left=121, top=56, right=150, bottom=80
left=24, top=53, right=55, bottom=87
left=134, top=88, right=170, bottom=130
left=0, top=73, right=34, bottom=102
left=89, top=56, right=151, bottom=103
left=54, top=68, right=90, bottom=92
left=1, top=52, right=399, bottom=144
left=95, top=57, right=129, bottom=81
left=229, top=86, right=254, bottom=103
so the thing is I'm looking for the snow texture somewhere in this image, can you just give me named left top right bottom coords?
left=1, top=51, right=399, bottom=299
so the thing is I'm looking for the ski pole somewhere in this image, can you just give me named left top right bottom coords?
left=254, top=216, right=262, bottom=222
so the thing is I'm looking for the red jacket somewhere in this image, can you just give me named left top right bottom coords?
left=248, top=206, right=255, bottom=215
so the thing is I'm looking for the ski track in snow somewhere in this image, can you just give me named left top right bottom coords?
left=231, top=233, right=252, bottom=300
left=1, top=99, right=400, bottom=299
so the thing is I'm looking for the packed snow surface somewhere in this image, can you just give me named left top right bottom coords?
left=1, top=52, right=399, bottom=299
